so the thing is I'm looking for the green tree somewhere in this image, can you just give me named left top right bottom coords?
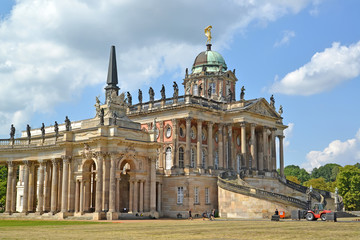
left=284, top=165, right=310, bottom=184
left=286, top=175, right=300, bottom=184
left=337, top=165, right=360, bottom=211
left=303, top=177, right=329, bottom=191
left=0, top=166, right=7, bottom=212
left=311, top=163, right=341, bottom=182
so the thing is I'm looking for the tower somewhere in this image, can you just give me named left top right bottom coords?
left=105, top=45, right=120, bottom=103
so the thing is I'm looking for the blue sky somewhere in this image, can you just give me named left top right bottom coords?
left=0, top=0, right=359, bottom=171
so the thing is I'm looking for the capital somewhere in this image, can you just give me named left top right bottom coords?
left=61, top=155, right=72, bottom=163
left=185, top=117, right=192, bottom=123
left=240, top=122, right=247, bottom=127
left=197, top=119, right=203, bottom=125
left=23, top=160, right=29, bottom=167
left=277, top=135, right=285, bottom=140
left=207, top=121, right=214, bottom=126
left=38, top=160, right=46, bottom=167
left=7, top=161, right=13, bottom=167
left=250, top=123, right=256, bottom=128
left=51, top=158, right=58, bottom=165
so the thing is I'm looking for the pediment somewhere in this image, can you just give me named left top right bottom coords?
left=246, top=99, right=280, bottom=118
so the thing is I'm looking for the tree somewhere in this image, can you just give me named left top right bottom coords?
left=284, top=165, right=310, bottom=184
left=303, top=177, right=329, bottom=191
left=0, top=166, right=7, bottom=212
left=337, top=165, right=360, bottom=211
left=286, top=175, right=300, bottom=184
left=311, top=163, right=341, bottom=182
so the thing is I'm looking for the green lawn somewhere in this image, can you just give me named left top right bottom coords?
left=0, top=219, right=359, bottom=239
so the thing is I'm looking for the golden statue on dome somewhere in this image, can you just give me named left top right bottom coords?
left=204, top=25, right=212, bottom=44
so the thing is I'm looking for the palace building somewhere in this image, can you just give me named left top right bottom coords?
left=0, top=33, right=341, bottom=220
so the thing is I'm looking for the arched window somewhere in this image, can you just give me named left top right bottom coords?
left=193, top=84, right=198, bottom=96
left=214, top=151, right=219, bottom=170
left=179, top=147, right=184, bottom=168
left=210, top=82, right=216, bottom=94
left=191, top=148, right=196, bottom=168
left=165, top=147, right=172, bottom=170
left=202, top=149, right=206, bottom=169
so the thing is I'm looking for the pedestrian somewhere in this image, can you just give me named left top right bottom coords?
left=188, top=209, right=192, bottom=220
left=275, top=209, right=279, bottom=215
left=211, top=209, right=215, bottom=220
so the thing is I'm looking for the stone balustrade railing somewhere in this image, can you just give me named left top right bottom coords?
left=218, top=174, right=308, bottom=210
left=0, top=137, right=57, bottom=148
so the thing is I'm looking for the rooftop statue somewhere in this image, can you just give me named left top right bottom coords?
left=99, top=108, right=105, bottom=126
left=65, top=116, right=71, bottom=131
left=127, top=92, right=132, bottom=106
left=10, top=124, right=15, bottom=140
left=240, top=86, right=245, bottom=100
left=95, top=96, right=101, bottom=117
left=138, top=89, right=143, bottom=104
left=160, top=84, right=166, bottom=100
left=278, top=105, right=283, bottom=116
left=173, top=81, right=178, bottom=99
left=54, top=121, right=59, bottom=139
left=149, top=87, right=155, bottom=103
left=41, top=123, right=45, bottom=140
left=198, top=83, right=202, bottom=96
left=208, top=85, right=212, bottom=98
left=270, top=95, right=275, bottom=108
left=204, top=25, right=212, bottom=44
left=26, top=124, right=31, bottom=143
left=228, top=89, right=233, bottom=102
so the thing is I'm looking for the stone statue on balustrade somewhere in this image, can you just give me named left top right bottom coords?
left=10, top=124, right=15, bottom=140
left=26, top=124, right=31, bottom=143
left=173, top=81, right=178, bottom=99
left=138, top=89, right=143, bottom=104
left=228, top=89, right=233, bottom=102
left=99, top=108, right=104, bottom=126
left=65, top=116, right=71, bottom=131
left=278, top=105, right=283, bottom=116
left=41, top=123, right=45, bottom=142
left=54, top=121, right=59, bottom=140
left=160, top=84, right=166, bottom=100
left=240, top=86, right=245, bottom=101
left=270, top=95, right=275, bottom=108
left=149, top=87, right=155, bottom=103
left=95, top=96, right=101, bottom=117
left=127, top=92, right=132, bottom=106
left=198, top=83, right=202, bottom=96
left=208, top=86, right=212, bottom=98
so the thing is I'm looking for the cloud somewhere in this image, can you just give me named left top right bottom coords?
left=270, top=41, right=360, bottom=95
left=283, top=122, right=294, bottom=148
left=274, top=30, right=295, bottom=47
left=302, top=129, right=360, bottom=171
left=0, top=0, right=318, bottom=136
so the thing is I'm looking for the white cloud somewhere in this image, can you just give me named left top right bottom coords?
left=0, top=0, right=318, bottom=136
left=274, top=30, right=295, bottom=47
left=270, top=41, right=360, bottom=95
left=302, top=129, right=360, bottom=171
left=283, top=122, right=295, bottom=148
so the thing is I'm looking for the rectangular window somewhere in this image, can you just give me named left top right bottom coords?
left=205, top=187, right=210, bottom=204
left=194, top=187, right=199, bottom=204
left=177, top=187, right=183, bottom=204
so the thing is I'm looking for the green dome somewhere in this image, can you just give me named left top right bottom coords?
left=192, top=44, right=227, bottom=74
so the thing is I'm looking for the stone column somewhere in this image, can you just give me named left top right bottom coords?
left=5, top=161, right=13, bottom=214
left=218, top=124, right=224, bottom=169
left=116, top=178, right=120, bottom=212
left=95, top=153, right=103, bottom=213
left=250, top=124, right=257, bottom=170
left=228, top=125, right=233, bottom=169
left=133, top=180, right=138, bottom=213
left=278, top=135, right=285, bottom=177
left=22, top=161, right=29, bottom=214
left=75, top=180, right=80, bottom=212
left=108, top=154, right=116, bottom=214
left=28, top=164, right=35, bottom=212
left=61, top=156, right=70, bottom=213
left=263, top=127, right=268, bottom=170
left=185, top=117, right=192, bottom=167
left=159, top=121, right=164, bottom=168
left=197, top=120, right=203, bottom=168
left=50, top=159, right=58, bottom=214
left=57, top=162, right=63, bottom=212
left=129, top=180, right=134, bottom=212
left=68, top=164, right=75, bottom=212
left=139, top=180, right=144, bottom=212
left=271, top=128, right=277, bottom=171
left=172, top=119, right=178, bottom=167
left=79, top=180, right=84, bottom=213
left=37, top=161, right=45, bottom=214
left=207, top=122, right=214, bottom=169
left=156, top=182, right=162, bottom=212
left=11, top=165, right=17, bottom=213
left=103, top=157, right=110, bottom=211
left=240, top=122, right=247, bottom=169
left=150, top=158, right=156, bottom=212
left=44, top=161, right=51, bottom=212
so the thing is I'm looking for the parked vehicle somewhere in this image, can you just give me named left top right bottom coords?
left=305, top=203, right=332, bottom=221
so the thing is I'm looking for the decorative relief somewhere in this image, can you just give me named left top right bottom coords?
left=81, top=143, right=96, bottom=160
left=249, top=102, right=275, bottom=117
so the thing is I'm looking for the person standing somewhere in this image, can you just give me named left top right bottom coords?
left=188, top=209, right=192, bottom=220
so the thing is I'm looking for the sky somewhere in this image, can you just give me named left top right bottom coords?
left=0, top=0, right=359, bottom=172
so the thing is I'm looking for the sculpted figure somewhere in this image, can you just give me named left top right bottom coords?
left=26, top=124, right=31, bottom=141
left=173, top=81, right=179, bottom=99
left=127, top=92, right=132, bottom=106
left=228, top=89, right=233, bottom=102
left=41, top=123, right=45, bottom=138
left=138, top=89, right=143, bottom=104
left=204, top=25, right=212, bottom=44
left=185, top=81, right=191, bottom=95
left=185, top=68, right=188, bottom=77
left=149, top=87, right=155, bottom=103
left=208, top=85, right=212, bottom=98
left=54, top=121, right=59, bottom=139
left=198, top=83, right=202, bottom=96
left=270, top=95, right=275, bottom=108
left=278, top=105, right=283, bottom=116
left=160, top=84, right=166, bottom=100
left=10, top=124, right=15, bottom=139
left=65, top=116, right=71, bottom=131
left=99, top=108, right=104, bottom=125
left=95, top=96, right=101, bottom=117
left=240, top=86, right=245, bottom=100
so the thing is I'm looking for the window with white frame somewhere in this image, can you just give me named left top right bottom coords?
left=194, top=186, right=199, bottom=204
left=165, top=147, right=172, bottom=170
left=191, top=148, right=196, bottom=168
left=177, top=187, right=184, bottom=204
left=179, top=147, right=184, bottom=168
left=214, top=151, right=219, bottom=170
left=205, top=187, right=210, bottom=204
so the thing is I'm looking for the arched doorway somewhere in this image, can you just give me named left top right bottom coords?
left=81, top=159, right=96, bottom=213
left=118, top=160, right=135, bottom=213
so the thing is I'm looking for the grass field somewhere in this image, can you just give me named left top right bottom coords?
left=0, top=218, right=359, bottom=239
